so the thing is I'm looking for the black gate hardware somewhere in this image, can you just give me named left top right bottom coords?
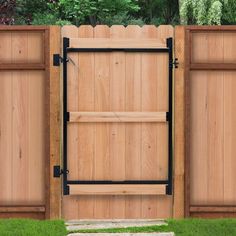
left=172, top=58, right=179, bottom=68
left=62, top=37, right=173, bottom=196
left=53, top=54, right=69, bottom=66
left=53, top=165, right=69, bottom=178
left=53, top=54, right=63, bottom=66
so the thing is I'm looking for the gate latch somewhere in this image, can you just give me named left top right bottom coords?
left=53, top=165, right=69, bottom=178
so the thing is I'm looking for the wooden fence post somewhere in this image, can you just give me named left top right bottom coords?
left=173, top=26, right=185, bottom=218
left=49, top=26, right=61, bottom=219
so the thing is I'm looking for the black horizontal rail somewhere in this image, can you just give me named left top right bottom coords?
left=67, top=180, right=169, bottom=185
left=67, top=48, right=169, bottom=53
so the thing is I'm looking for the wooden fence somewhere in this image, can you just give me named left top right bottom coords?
left=0, top=26, right=60, bottom=219
left=182, top=26, right=236, bottom=217
left=0, top=25, right=236, bottom=219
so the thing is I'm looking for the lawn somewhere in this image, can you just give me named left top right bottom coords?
left=1, top=218, right=236, bottom=236
left=0, top=219, right=67, bottom=236
left=69, top=218, right=236, bottom=236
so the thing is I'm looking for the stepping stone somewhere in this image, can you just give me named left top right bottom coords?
left=68, top=233, right=174, bottom=236
left=66, top=219, right=167, bottom=231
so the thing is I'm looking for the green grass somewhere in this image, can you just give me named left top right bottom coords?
left=1, top=218, right=236, bottom=236
left=69, top=218, right=236, bottom=236
left=0, top=219, right=67, bottom=236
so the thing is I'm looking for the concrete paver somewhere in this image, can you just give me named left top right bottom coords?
left=66, top=219, right=167, bottom=231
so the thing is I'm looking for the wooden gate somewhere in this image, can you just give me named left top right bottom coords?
left=61, top=25, right=174, bottom=219
left=183, top=26, right=236, bottom=217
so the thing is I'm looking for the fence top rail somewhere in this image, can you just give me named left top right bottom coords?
left=0, top=25, right=50, bottom=31
left=185, top=25, right=236, bottom=31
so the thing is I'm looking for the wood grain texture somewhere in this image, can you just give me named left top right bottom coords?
left=70, top=38, right=166, bottom=48
left=108, top=25, right=126, bottom=218
left=93, top=25, right=111, bottom=219
left=0, top=27, right=49, bottom=219
left=49, top=26, right=61, bottom=219
left=186, top=27, right=236, bottom=217
left=62, top=25, right=173, bottom=219
left=124, top=25, right=142, bottom=218
left=62, top=25, right=80, bottom=220
left=0, top=212, right=45, bottom=219
left=69, top=112, right=167, bottom=122
left=173, top=26, right=185, bottom=218
left=0, top=206, right=45, bottom=213
left=76, top=25, right=95, bottom=219
left=0, top=32, right=44, bottom=63
left=190, top=206, right=236, bottom=213
left=69, top=185, right=166, bottom=195
left=3, top=71, right=45, bottom=205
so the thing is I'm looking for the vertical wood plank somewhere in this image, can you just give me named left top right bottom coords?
left=189, top=71, right=208, bottom=205
left=49, top=26, right=61, bottom=219
left=94, top=25, right=111, bottom=219
left=12, top=71, right=30, bottom=203
left=125, top=25, right=142, bottom=218
left=109, top=25, right=126, bottom=218
left=207, top=71, right=224, bottom=204
left=223, top=72, right=236, bottom=205
left=184, top=29, right=191, bottom=217
left=11, top=32, right=30, bottom=203
left=0, top=72, right=12, bottom=204
left=77, top=25, right=95, bottom=219
left=141, top=25, right=158, bottom=218
left=43, top=28, right=50, bottom=219
left=28, top=71, right=45, bottom=204
left=173, top=26, right=185, bottom=218
left=223, top=33, right=236, bottom=205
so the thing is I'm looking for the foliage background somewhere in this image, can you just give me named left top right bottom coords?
left=0, top=0, right=236, bottom=25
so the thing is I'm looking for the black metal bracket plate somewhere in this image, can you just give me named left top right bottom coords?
left=53, top=165, right=62, bottom=177
left=53, top=54, right=62, bottom=66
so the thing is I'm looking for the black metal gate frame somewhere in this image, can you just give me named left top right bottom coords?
left=61, top=37, right=174, bottom=196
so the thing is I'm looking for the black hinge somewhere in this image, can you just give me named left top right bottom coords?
left=53, top=165, right=69, bottom=178
left=172, top=58, right=179, bottom=68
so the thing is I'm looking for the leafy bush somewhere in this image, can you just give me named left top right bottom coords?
left=222, top=0, right=236, bottom=24
left=180, top=0, right=236, bottom=25
left=136, top=0, right=179, bottom=24
left=57, top=0, right=140, bottom=25
left=31, top=13, right=71, bottom=25
left=102, top=12, right=144, bottom=26
left=2, top=0, right=180, bottom=25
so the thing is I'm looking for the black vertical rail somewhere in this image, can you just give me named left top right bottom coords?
left=63, top=37, right=70, bottom=195
left=166, top=38, right=173, bottom=195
